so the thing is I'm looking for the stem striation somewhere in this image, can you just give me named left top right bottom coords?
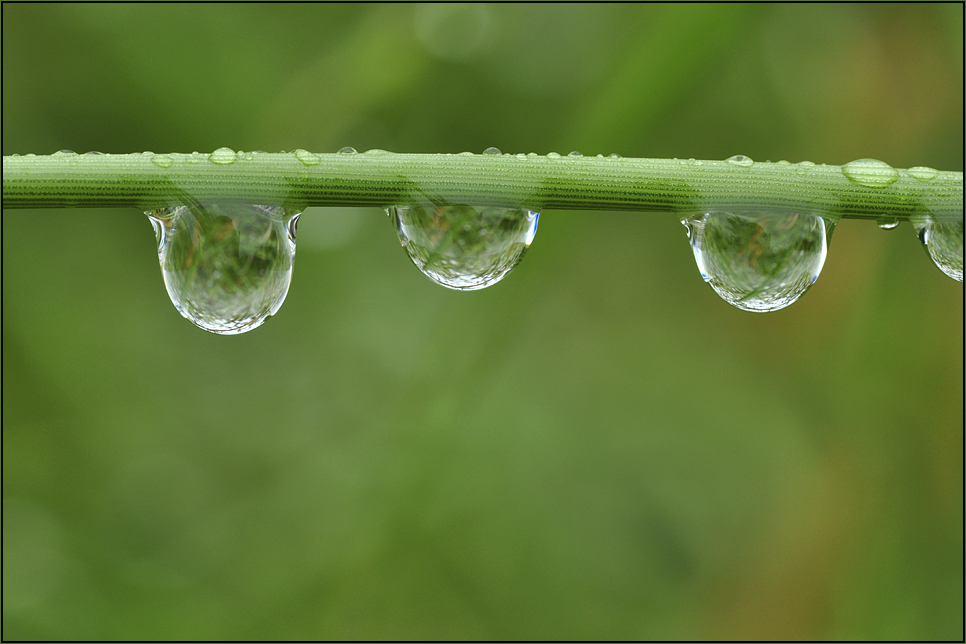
left=2, top=150, right=962, bottom=221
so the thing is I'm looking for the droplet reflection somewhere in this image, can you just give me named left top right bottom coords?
left=390, top=204, right=539, bottom=290
left=917, top=219, right=964, bottom=282
left=147, top=204, right=300, bottom=334
left=683, top=211, right=831, bottom=312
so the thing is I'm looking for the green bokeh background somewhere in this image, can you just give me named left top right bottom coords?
left=3, top=4, right=962, bottom=640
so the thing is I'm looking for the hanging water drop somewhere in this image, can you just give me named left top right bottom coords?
left=146, top=203, right=301, bottom=334
left=293, top=149, right=321, bottom=166
left=876, top=215, right=899, bottom=230
left=917, top=219, right=963, bottom=282
left=389, top=203, right=539, bottom=290
left=483, top=147, right=501, bottom=155
left=842, top=158, right=899, bottom=188
left=908, top=166, right=939, bottom=182
left=209, top=147, right=237, bottom=165
left=339, top=147, right=357, bottom=154
left=683, top=211, right=831, bottom=312
left=151, top=154, right=174, bottom=169
left=726, top=155, right=754, bottom=168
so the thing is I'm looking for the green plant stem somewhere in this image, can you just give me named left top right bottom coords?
left=2, top=150, right=962, bottom=221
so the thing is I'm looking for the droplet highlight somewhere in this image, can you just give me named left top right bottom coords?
left=293, top=149, right=321, bottom=166
left=683, top=211, right=831, bottom=312
left=842, top=158, right=899, bottom=188
left=726, top=155, right=754, bottom=168
left=146, top=203, right=301, bottom=334
left=876, top=215, right=899, bottom=230
left=390, top=203, right=539, bottom=290
left=151, top=154, right=174, bottom=169
left=917, top=219, right=964, bottom=282
left=209, top=147, right=237, bottom=165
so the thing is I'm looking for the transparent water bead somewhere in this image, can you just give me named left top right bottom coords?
left=877, top=215, right=899, bottom=230
left=683, top=211, right=831, bottom=312
left=146, top=204, right=301, bottom=334
left=209, top=147, right=238, bottom=165
left=390, top=203, right=539, bottom=290
left=917, top=219, right=964, bottom=282
left=841, top=158, right=899, bottom=188
left=726, top=155, right=754, bottom=168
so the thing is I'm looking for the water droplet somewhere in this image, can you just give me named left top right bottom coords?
left=516, top=153, right=526, bottom=160
left=85, top=151, right=105, bottom=156
left=339, top=147, right=357, bottom=154
left=608, top=153, right=622, bottom=159
left=776, top=160, right=790, bottom=166
left=568, top=151, right=582, bottom=157
left=726, top=155, right=754, bottom=168
left=547, top=152, right=561, bottom=159
left=53, top=150, right=77, bottom=156
left=389, top=203, right=539, bottom=290
left=209, top=147, right=237, bottom=165
left=146, top=203, right=301, bottom=334
left=458, top=151, right=473, bottom=156
left=908, top=166, right=939, bottom=182
left=527, top=152, right=538, bottom=158
left=293, top=149, right=321, bottom=166
left=483, top=147, right=501, bottom=155
left=794, top=160, right=815, bottom=176
left=842, top=158, right=899, bottom=188
left=917, top=219, right=963, bottom=282
left=876, top=215, right=899, bottom=230
left=151, top=154, right=174, bottom=169
left=683, top=211, right=831, bottom=312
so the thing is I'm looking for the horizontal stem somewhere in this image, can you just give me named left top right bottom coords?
left=2, top=150, right=962, bottom=221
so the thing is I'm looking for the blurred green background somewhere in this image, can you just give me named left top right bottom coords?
left=3, top=4, right=962, bottom=640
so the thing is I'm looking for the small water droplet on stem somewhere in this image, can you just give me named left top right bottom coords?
left=209, top=148, right=237, bottom=165
left=842, top=158, right=899, bottom=188
left=726, top=155, right=754, bottom=168
left=293, top=149, right=321, bottom=166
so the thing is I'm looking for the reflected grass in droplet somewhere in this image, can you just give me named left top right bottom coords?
left=390, top=203, right=539, bottom=290
left=917, top=219, right=964, bottom=282
left=147, top=204, right=300, bottom=334
left=683, top=211, right=830, bottom=312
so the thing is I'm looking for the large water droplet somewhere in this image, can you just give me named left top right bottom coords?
left=339, top=147, right=357, bottom=154
left=726, top=155, right=754, bottom=168
left=917, top=219, right=964, bottom=282
left=483, top=147, right=501, bottom=155
left=842, top=158, right=899, bottom=188
left=209, top=148, right=237, bottom=165
left=683, top=211, right=831, bottom=312
left=146, top=204, right=300, bottom=334
left=547, top=152, right=561, bottom=159
left=390, top=203, right=539, bottom=290
left=907, top=166, right=939, bottom=182
left=151, top=154, right=174, bottom=169
left=293, top=149, right=321, bottom=166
